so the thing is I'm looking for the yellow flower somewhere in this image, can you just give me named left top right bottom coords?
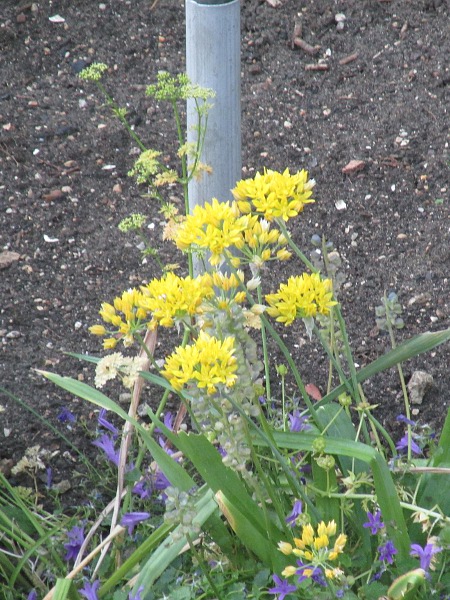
left=318, top=520, right=337, bottom=537
left=266, top=273, right=337, bottom=325
left=89, top=324, right=107, bottom=336
left=161, top=331, right=237, bottom=395
left=103, top=337, right=118, bottom=350
left=140, top=272, right=213, bottom=328
left=281, top=566, right=297, bottom=578
left=278, top=541, right=293, bottom=555
left=232, top=168, right=315, bottom=222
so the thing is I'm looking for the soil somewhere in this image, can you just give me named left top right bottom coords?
left=1, top=0, right=449, bottom=505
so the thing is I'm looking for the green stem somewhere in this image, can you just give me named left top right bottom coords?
left=186, top=533, right=225, bottom=600
left=96, top=82, right=147, bottom=151
left=384, top=295, right=412, bottom=461
left=257, top=285, right=272, bottom=401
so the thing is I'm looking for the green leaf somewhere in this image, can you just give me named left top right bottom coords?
left=316, top=328, right=450, bottom=407
left=387, top=568, right=426, bottom=600
left=53, top=578, right=82, bottom=600
left=416, top=407, right=450, bottom=515
left=130, top=490, right=218, bottom=598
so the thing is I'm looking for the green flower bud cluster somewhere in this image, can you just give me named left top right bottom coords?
left=79, top=62, right=108, bottom=82
left=118, top=213, right=147, bottom=233
left=164, top=487, right=201, bottom=542
left=146, top=71, right=215, bottom=103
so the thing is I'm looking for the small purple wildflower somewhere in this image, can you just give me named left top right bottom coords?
left=154, top=469, right=170, bottom=490
left=285, top=500, right=303, bottom=527
left=268, top=574, right=297, bottom=600
left=98, top=409, right=118, bottom=436
left=57, top=407, right=76, bottom=423
left=132, top=469, right=170, bottom=499
left=27, top=591, right=38, bottom=600
left=396, top=414, right=416, bottom=426
left=363, top=510, right=384, bottom=535
left=288, top=411, right=311, bottom=432
left=378, top=540, right=398, bottom=565
left=64, top=524, right=85, bottom=562
left=396, top=434, right=421, bottom=455
left=79, top=580, right=100, bottom=600
left=120, top=512, right=150, bottom=536
left=92, top=433, right=120, bottom=466
left=128, top=586, right=144, bottom=600
left=410, top=542, right=442, bottom=572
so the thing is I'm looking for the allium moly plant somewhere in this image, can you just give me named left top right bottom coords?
left=11, top=68, right=450, bottom=599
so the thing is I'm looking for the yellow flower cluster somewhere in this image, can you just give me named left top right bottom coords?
left=90, top=273, right=216, bottom=347
left=265, top=273, right=337, bottom=326
left=169, top=170, right=314, bottom=270
left=279, top=520, right=347, bottom=581
left=140, top=272, right=213, bottom=328
left=90, top=288, right=148, bottom=348
left=174, top=198, right=249, bottom=266
left=232, top=168, right=315, bottom=222
left=161, top=331, right=237, bottom=395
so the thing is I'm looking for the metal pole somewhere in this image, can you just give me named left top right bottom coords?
left=186, top=0, right=241, bottom=219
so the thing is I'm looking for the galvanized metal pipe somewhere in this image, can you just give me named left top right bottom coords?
left=186, top=0, right=241, bottom=217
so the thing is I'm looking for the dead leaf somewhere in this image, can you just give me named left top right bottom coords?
left=305, top=383, right=322, bottom=401
left=342, top=159, right=366, bottom=175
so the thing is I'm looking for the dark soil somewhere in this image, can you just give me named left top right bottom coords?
left=1, top=0, right=449, bottom=504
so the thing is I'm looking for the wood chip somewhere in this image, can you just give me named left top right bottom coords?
left=342, top=159, right=366, bottom=174
left=304, top=63, right=329, bottom=72
left=293, top=37, right=321, bottom=55
left=0, top=251, right=20, bottom=270
left=339, top=52, right=359, bottom=65
left=42, top=189, right=65, bottom=202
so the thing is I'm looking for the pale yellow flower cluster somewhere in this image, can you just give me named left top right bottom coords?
left=279, top=520, right=347, bottom=581
left=94, top=352, right=147, bottom=389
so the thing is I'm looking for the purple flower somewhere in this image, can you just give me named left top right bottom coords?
left=410, top=542, right=442, bottom=572
left=396, top=414, right=416, bottom=426
left=79, top=580, right=100, bottom=600
left=120, top=512, right=150, bottom=536
left=288, top=411, right=311, bottom=432
left=285, top=500, right=303, bottom=527
left=27, top=592, right=38, bottom=600
left=98, top=409, right=118, bottom=436
left=295, top=560, right=323, bottom=585
left=64, top=524, right=85, bottom=562
left=128, top=587, right=144, bottom=600
left=268, top=574, right=297, bottom=600
left=154, top=469, right=171, bottom=490
left=378, top=540, right=398, bottom=565
left=363, top=510, right=384, bottom=535
left=395, top=434, right=421, bottom=455
left=57, top=407, right=76, bottom=423
left=132, top=469, right=170, bottom=499
left=92, top=433, right=120, bottom=466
